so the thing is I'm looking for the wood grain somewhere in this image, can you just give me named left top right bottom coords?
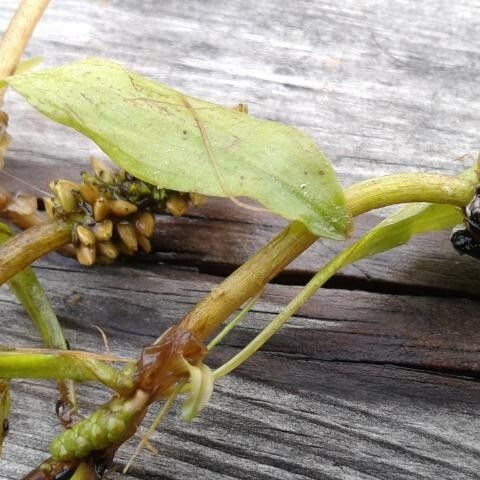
left=0, top=0, right=480, bottom=479
left=1, top=263, right=480, bottom=479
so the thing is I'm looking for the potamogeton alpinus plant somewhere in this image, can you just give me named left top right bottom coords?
left=1, top=7, right=480, bottom=480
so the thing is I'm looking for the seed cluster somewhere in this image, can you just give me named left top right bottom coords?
left=45, top=157, right=205, bottom=266
left=50, top=390, right=149, bottom=461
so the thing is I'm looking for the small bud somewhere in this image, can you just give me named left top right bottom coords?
left=93, top=197, right=110, bottom=222
left=97, top=241, right=119, bottom=260
left=166, top=194, right=189, bottom=217
left=76, top=225, right=96, bottom=247
left=43, top=197, right=55, bottom=219
left=136, top=232, right=152, bottom=253
left=79, top=181, right=100, bottom=205
left=94, top=219, right=113, bottom=241
left=189, top=192, right=206, bottom=207
left=76, top=244, right=96, bottom=266
left=135, top=212, right=155, bottom=238
left=109, top=199, right=138, bottom=217
left=116, top=222, right=138, bottom=252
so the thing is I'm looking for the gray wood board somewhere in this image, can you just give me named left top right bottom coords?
left=1, top=0, right=480, bottom=479
left=1, top=264, right=480, bottom=479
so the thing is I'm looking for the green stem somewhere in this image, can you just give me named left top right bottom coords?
left=343, top=173, right=472, bottom=216
left=0, top=351, right=134, bottom=392
left=25, top=171, right=472, bottom=473
left=0, top=0, right=51, bottom=103
left=0, top=226, right=76, bottom=408
left=179, top=172, right=474, bottom=343
left=213, top=245, right=354, bottom=379
left=207, top=291, right=263, bottom=350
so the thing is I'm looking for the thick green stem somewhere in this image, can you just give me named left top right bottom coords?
left=0, top=351, right=134, bottom=392
left=0, top=220, right=72, bottom=285
left=344, top=173, right=473, bottom=216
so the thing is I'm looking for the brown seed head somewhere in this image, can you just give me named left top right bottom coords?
left=136, top=232, right=152, bottom=253
left=79, top=182, right=100, bottom=205
left=93, top=219, right=113, bottom=241
left=93, top=197, right=110, bottom=222
left=166, top=194, right=189, bottom=217
left=53, top=181, right=79, bottom=213
left=76, top=245, right=96, bottom=266
left=75, top=225, right=96, bottom=247
left=189, top=192, right=207, bottom=208
left=116, top=222, right=138, bottom=252
left=97, top=241, right=119, bottom=260
left=135, top=212, right=155, bottom=238
left=43, top=197, right=55, bottom=219
left=90, top=156, right=115, bottom=184
left=109, top=199, right=138, bottom=217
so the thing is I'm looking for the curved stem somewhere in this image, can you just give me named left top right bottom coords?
left=344, top=173, right=473, bottom=216
left=0, top=350, right=134, bottom=392
left=0, top=220, right=72, bottom=285
left=178, top=172, right=474, bottom=342
left=0, top=0, right=51, bottom=103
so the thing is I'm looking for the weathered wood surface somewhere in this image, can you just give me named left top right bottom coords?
left=1, top=0, right=480, bottom=479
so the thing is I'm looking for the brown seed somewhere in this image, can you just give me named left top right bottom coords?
left=93, top=197, right=110, bottom=222
left=93, top=219, right=113, bottom=241
left=109, top=199, right=138, bottom=217
left=43, top=197, right=55, bottom=219
left=79, top=181, right=100, bottom=205
left=96, top=255, right=115, bottom=265
left=189, top=192, right=207, bottom=207
left=90, top=156, right=115, bottom=184
left=76, top=225, right=96, bottom=247
left=0, top=188, right=11, bottom=211
left=97, top=241, right=119, bottom=260
left=135, top=212, right=155, bottom=238
left=166, top=194, right=189, bottom=217
left=117, top=241, right=135, bottom=256
left=57, top=179, right=80, bottom=191
left=136, top=232, right=152, bottom=253
left=76, top=244, right=96, bottom=266
left=116, top=222, right=138, bottom=252
left=53, top=180, right=78, bottom=213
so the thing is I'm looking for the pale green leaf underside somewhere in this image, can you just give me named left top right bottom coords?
left=8, top=58, right=351, bottom=239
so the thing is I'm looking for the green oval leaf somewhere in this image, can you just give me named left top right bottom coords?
left=8, top=58, right=351, bottom=239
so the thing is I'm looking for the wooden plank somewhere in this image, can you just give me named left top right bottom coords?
left=1, top=0, right=480, bottom=294
left=1, top=0, right=480, bottom=478
left=1, top=0, right=479, bottom=187
left=0, top=263, right=480, bottom=478
left=0, top=261, right=478, bottom=373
